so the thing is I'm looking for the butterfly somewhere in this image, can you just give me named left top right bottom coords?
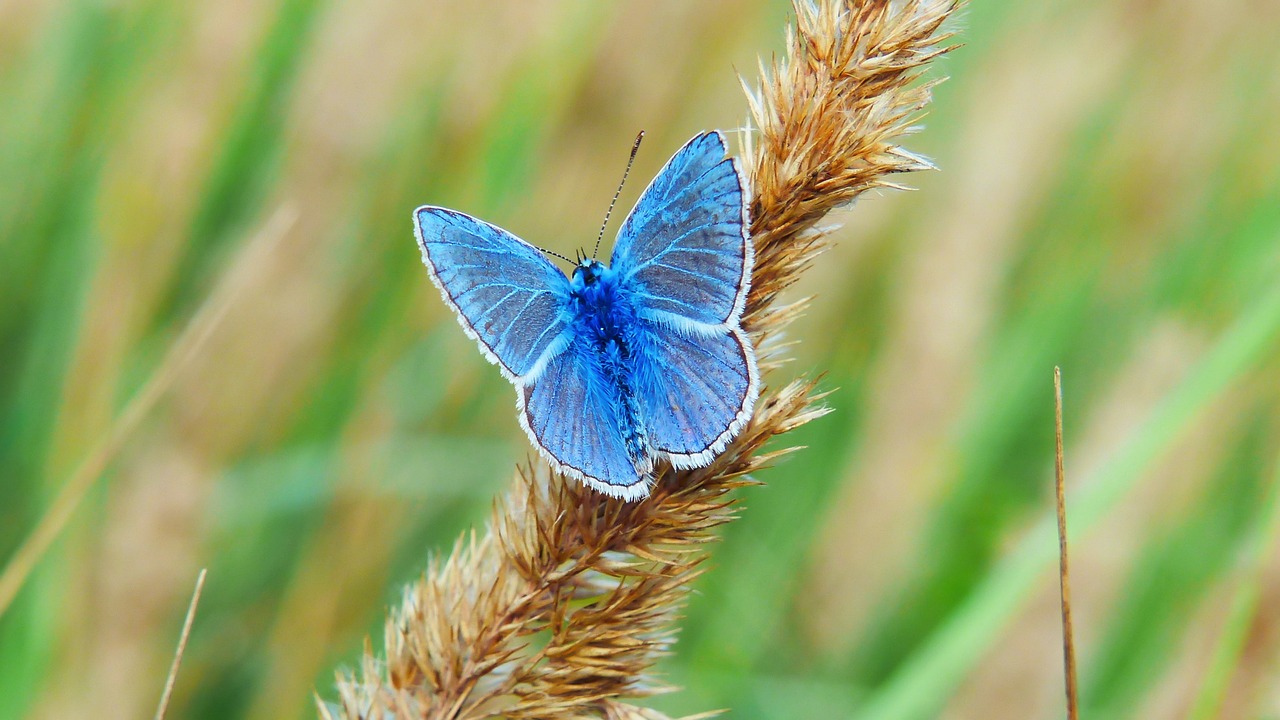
left=413, top=131, right=758, bottom=500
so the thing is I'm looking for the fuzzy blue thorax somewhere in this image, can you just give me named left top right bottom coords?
left=569, top=259, right=632, bottom=348
left=569, top=259, right=647, bottom=467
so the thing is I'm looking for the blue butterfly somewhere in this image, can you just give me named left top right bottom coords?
left=413, top=131, right=758, bottom=500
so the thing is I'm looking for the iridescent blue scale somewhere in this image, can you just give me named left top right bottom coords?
left=413, top=131, right=758, bottom=500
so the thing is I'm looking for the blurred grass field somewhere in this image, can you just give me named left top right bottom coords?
left=3, top=0, right=1280, bottom=718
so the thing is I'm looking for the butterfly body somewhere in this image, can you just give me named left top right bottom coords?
left=566, top=258, right=650, bottom=473
left=414, top=131, right=758, bottom=500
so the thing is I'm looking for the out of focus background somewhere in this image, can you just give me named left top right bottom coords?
left=3, top=1, right=1280, bottom=718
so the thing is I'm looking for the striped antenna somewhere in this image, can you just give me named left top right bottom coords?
left=536, top=245, right=575, bottom=266
left=593, top=131, right=645, bottom=260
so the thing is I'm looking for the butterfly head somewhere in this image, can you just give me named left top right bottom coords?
left=572, top=258, right=607, bottom=288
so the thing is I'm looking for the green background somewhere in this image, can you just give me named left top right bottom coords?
left=2, top=1, right=1279, bottom=718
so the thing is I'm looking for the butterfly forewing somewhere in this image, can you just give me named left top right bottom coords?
left=414, top=207, right=572, bottom=380
left=611, top=131, right=750, bottom=330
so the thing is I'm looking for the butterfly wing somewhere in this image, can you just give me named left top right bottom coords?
left=414, top=207, right=572, bottom=381
left=635, top=322, right=758, bottom=467
left=610, top=130, right=751, bottom=330
left=612, top=130, right=758, bottom=466
left=519, top=342, right=651, bottom=499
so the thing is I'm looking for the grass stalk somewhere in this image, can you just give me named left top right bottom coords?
left=1185, top=449, right=1280, bottom=720
left=855, top=280, right=1280, bottom=720
left=322, top=2, right=959, bottom=717
left=154, top=568, right=208, bottom=720
left=1054, top=368, right=1079, bottom=720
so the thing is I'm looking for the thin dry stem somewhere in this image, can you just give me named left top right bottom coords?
left=324, top=1, right=958, bottom=717
left=155, top=569, right=208, bottom=720
left=1054, top=368, right=1079, bottom=720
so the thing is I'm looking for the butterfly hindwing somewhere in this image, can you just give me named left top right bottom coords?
left=414, top=207, right=571, bottom=380
left=520, top=342, right=650, bottom=498
left=611, top=131, right=750, bottom=330
left=636, top=323, right=758, bottom=466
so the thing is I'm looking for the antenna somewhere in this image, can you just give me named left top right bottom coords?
left=537, top=246, right=575, bottom=267
left=593, top=130, right=645, bottom=260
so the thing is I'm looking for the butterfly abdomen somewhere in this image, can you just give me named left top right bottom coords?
left=603, top=344, right=648, bottom=474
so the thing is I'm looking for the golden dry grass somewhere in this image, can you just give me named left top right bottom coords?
left=322, top=2, right=959, bottom=717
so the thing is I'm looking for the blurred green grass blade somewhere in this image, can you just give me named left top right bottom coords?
left=161, top=0, right=324, bottom=320
left=0, top=0, right=159, bottom=486
left=1185, top=449, right=1280, bottom=720
left=1082, top=419, right=1270, bottom=718
left=215, top=433, right=513, bottom=528
left=0, top=3, right=166, bottom=717
left=854, top=279, right=1280, bottom=720
left=0, top=0, right=166, bottom=582
left=468, top=3, right=611, bottom=215
left=854, top=274, right=1095, bottom=681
